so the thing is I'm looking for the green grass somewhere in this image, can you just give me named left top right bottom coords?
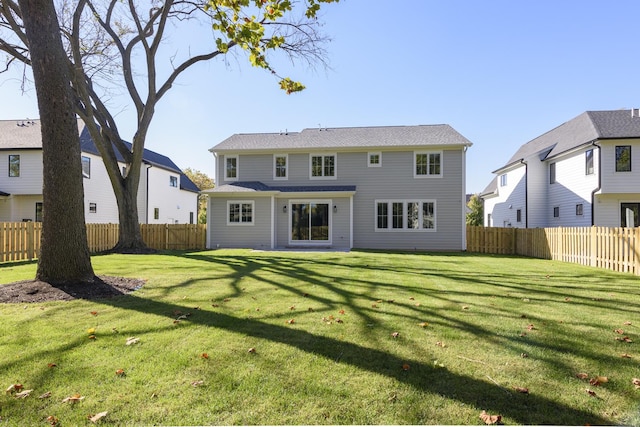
left=1, top=250, right=639, bottom=425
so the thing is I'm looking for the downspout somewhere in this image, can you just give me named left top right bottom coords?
left=521, top=159, right=528, bottom=228
left=145, top=163, right=152, bottom=223
left=590, top=141, right=602, bottom=226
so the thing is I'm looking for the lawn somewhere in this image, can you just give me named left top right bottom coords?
left=0, top=250, right=639, bottom=425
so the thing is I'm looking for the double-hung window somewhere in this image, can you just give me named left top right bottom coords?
left=310, top=154, right=336, bottom=179
left=227, top=201, right=254, bottom=225
left=169, top=176, right=178, bottom=187
left=414, top=151, right=442, bottom=178
left=616, top=146, right=631, bottom=172
left=375, top=200, right=436, bottom=231
left=8, top=154, right=20, bottom=177
left=225, top=155, right=238, bottom=181
left=274, top=154, right=288, bottom=180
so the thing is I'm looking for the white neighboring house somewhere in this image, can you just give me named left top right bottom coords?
left=481, top=110, right=640, bottom=228
left=0, top=119, right=199, bottom=224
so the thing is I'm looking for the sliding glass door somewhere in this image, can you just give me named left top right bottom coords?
left=290, top=201, right=330, bottom=243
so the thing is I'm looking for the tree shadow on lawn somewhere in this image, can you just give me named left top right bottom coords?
left=103, top=293, right=608, bottom=425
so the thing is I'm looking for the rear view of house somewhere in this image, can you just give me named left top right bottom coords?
left=481, top=110, right=640, bottom=228
left=205, top=125, right=472, bottom=250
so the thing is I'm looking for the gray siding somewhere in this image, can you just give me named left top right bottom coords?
left=208, top=196, right=273, bottom=249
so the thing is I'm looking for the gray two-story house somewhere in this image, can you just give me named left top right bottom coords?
left=204, top=125, right=473, bottom=251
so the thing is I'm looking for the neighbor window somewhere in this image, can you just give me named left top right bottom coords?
left=576, top=204, right=583, bottom=216
left=274, top=154, right=288, bottom=179
left=585, top=149, right=594, bottom=175
left=516, top=209, right=522, bottom=223
left=8, top=154, right=19, bottom=177
left=616, top=146, right=631, bottom=172
left=376, top=200, right=436, bottom=231
left=550, top=162, right=556, bottom=184
left=499, top=174, right=507, bottom=187
left=368, top=152, right=381, bottom=167
left=621, top=203, right=640, bottom=227
left=414, top=151, right=442, bottom=178
left=225, top=155, right=238, bottom=180
left=553, top=207, right=560, bottom=218
left=310, top=154, right=336, bottom=179
left=169, top=176, right=178, bottom=187
left=189, top=212, right=194, bottom=224
left=89, top=202, right=97, bottom=213
left=154, top=208, right=159, bottom=220
left=228, top=201, right=254, bottom=225
left=35, top=202, right=43, bottom=222
left=82, top=156, right=91, bottom=178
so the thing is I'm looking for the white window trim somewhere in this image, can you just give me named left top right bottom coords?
left=227, top=200, right=255, bottom=226
left=413, top=151, right=443, bottom=179
left=287, top=199, right=332, bottom=245
left=309, top=153, right=337, bottom=180
left=273, top=154, right=288, bottom=180
left=368, top=152, right=382, bottom=168
left=374, top=199, right=437, bottom=232
left=224, top=155, right=239, bottom=182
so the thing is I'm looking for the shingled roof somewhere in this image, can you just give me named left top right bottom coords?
left=496, top=110, right=640, bottom=172
left=211, top=124, right=472, bottom=152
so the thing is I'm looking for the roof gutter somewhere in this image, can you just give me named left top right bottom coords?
left=590, top=141, right=601, bottom=226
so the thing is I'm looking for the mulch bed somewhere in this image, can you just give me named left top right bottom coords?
left=0, top=276, right=145, bottom=303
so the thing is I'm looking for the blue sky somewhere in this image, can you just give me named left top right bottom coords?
left=2, top=0, right=640, bottom=193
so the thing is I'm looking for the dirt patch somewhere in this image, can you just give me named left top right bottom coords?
left=0, top=276, right=145, bottom=303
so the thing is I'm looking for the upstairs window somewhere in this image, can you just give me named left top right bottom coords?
left=414, top=151, right=441, bottom=178
left=553, top=206, right=560, bottom=218
left=616, top=146, right=631, bottom=172
left=499, top=174, right=507, bottom=187
left=274, top=154, right=288, bottom=180
left=169, top=176, right=178, bottom=187
left=81, top=156, right=91, bottom=178
left=225, top=155, right=238, bottom=180
left=310, top=154, right=336, bottom=179
left=368, top=152, right=381, bottom=167
left=585, top=149, right=594, bottom=175
left=8, top=154, right=20, bottom=177
left=550, top=162, right=556, bottom=184
left=576, top=204, right=583, bottom=216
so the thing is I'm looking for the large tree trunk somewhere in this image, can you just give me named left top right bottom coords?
left=111, top=170, right=152, bottom=253
left=19, top=0, right=95, bottom=283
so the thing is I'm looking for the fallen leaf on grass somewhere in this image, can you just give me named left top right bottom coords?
left=615, top=336, right=633, bottom=343
left=248, top=347, right=256, bottom=354
left=585, top=388, right=597, bottom=397
left=115, top=369, right=126, bottom=376
left=514, top=386, right=529, bottom=394
left=526, top=324, right=536, bottom=331
left=462, top=305, right=469, bottom=310
left=39, top=391, right=52, bottom=399
left=339, top=309, right=345, bottom=315
left=46, top=415, right=59, bottom=426
left=88, top=335, right=97, bottom=340
left=401, top=363, right=410, bottom=371
left=391, top=332, right=400, bottom=338
left=623, top=321, right=632, bottom=325
left=371, top=303, right=379, bottom=308
left=520, top=353, right=528, bottom=358
left=285, top=319, right=295, bottom=324
left=589, top=376, right=609, bottom=386
left=479, top=410, right=502, bottom=425
left=418, top=322, right=429, bottom=328
left=191, top=380, right=204, bottom=387
left=289, top=305, right=296, bottom=311
left=47, top=363, right=57, bottom=368
left=62, top=393, right=85, bottom=403
left=200, top=353, right=209, bottom=359
left=632, top=378, right=640, bottom=389
left=89, top=411, right=108, bottom=423
left=336, top=318, right=344, bottom=323
left=576, top=372, right=589, bottom=380
left=6, top=383, right=23, bottom=394
left=614, top=328, right=624, bottom=334
left=90, top=311, right=98, bottom=316
left=435, top=341, right=446, bottom=348
left=87, top=328, right=96, bottom=335
left=125, top=337, right=140, bottom=346
left=14, top=389, right=33, bottom=399
left=621, top=353, right=632, bottom=358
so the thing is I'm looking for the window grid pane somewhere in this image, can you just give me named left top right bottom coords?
left=422, top=202, right=435, bottom=229
left=324, top=156, right=335, bottom=176
left=408, top=202, right=419, bottom=229
left=415, top=154, right=427, bottom=175
left=311, top=156, right=323, bottom=176
left=229, top=203, right=240, bottom=223
left=275, top=156, right=287, bottom=177
left=226, top=157, right=237, bottom=178
left=392, top=203, right=403, bottom=229
left=616, top=146, right=631, bottom=172
left=9, top=155, right=20, bottom=177
left=428, top=153, right=441, bottom=175
left=377, top=203, right=388, bottom=229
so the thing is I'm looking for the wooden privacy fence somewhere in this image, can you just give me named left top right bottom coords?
left=467, top=226, right=640, bottom=276
left=1, top=222, right=207, bottom=263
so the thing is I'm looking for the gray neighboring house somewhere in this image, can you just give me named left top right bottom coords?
left=204, top=125, right=473, bottom=250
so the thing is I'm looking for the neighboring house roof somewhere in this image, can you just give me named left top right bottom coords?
left=204, top=181, right=356, bottom=195
left=211, top=125, right=473, bottom=152
left=480, top=176, right=498, bottom=197
left=496, top=110, right=640, bottom=172
left=0, top=190, right=9, bottom=197
left=0, top=118, right=199, bottom=193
